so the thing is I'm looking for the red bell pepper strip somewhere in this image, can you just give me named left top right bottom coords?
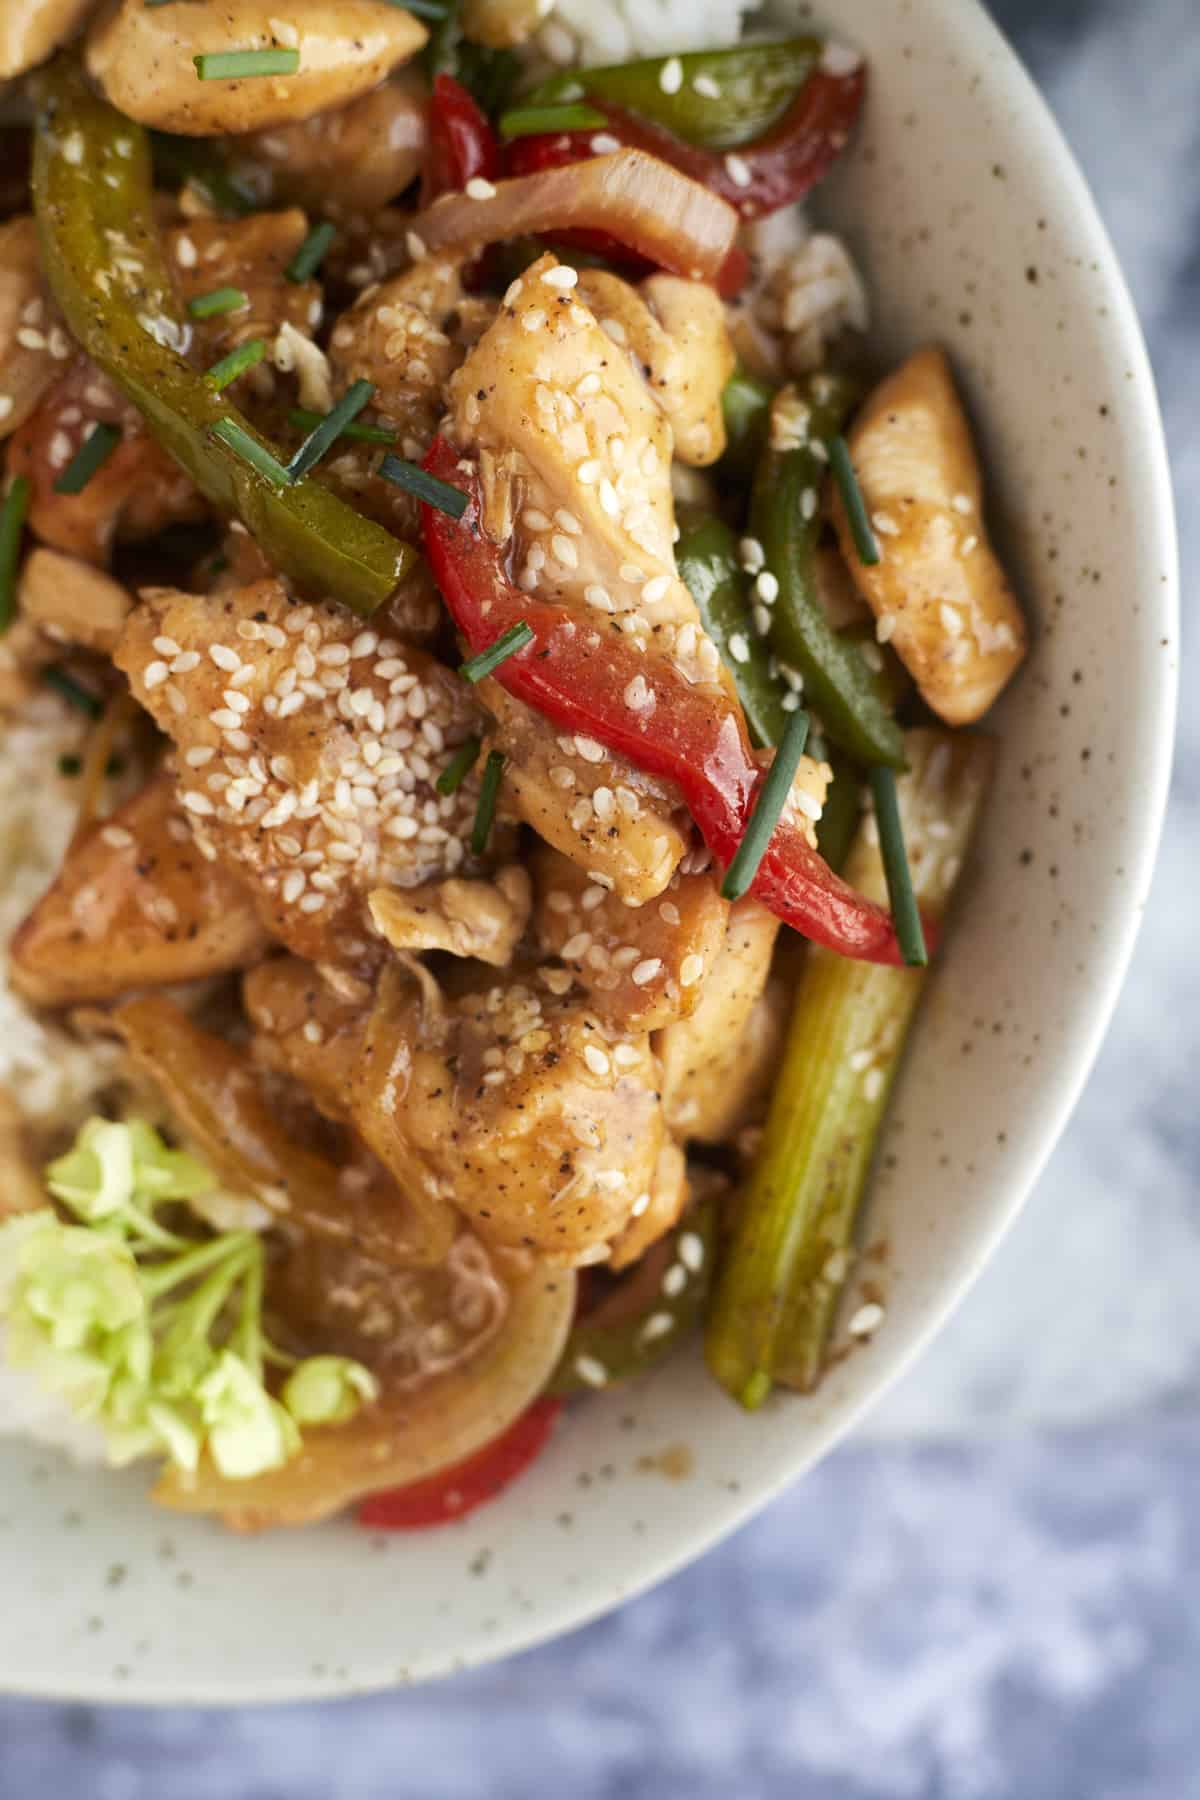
left=422, top=73, right=501, bottom=206
left=421, top=437, right=918, bottom=966
left=503, top=60, right=865, bottom=224
left=357, top=1397, right=562, bottom=1530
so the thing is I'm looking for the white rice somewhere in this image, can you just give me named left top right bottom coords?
left=539, top=0, right=750, bottom=65
left=0, top=697, right=121, bottom=1133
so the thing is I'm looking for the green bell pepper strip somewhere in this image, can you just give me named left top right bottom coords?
left=705, top=730, right=993, bottom=1408
left=522, top=38, right=823, bottom=151
left=750, top=373, right=906, bottom=770
left=549, top=1196, right=717, bottom=1396
left=720, top=365, right=774, bottom=480
left=676, top=510, right=790, bottom=751
left=33, top=61, right=415, bottom=618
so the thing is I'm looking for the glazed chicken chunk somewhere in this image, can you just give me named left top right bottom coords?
left=115, top=578, right=488, bottom=966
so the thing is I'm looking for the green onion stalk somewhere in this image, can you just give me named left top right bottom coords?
left=705, top=729, right=994, bottom=1407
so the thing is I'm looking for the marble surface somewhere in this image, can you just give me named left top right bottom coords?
left=2, top=0, right=1196, bottom=1793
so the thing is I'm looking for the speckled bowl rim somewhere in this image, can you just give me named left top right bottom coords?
left=0, top=0, right=1178, bottom=1702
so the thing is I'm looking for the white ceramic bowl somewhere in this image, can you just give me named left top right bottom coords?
left=0, top=0, right=1176, bottom=1700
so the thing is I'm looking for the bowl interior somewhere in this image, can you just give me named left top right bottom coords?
left=0, top=0, right=1176, bottom=1700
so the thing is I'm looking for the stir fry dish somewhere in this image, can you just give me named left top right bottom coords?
left=0, top=4, right=1025, bottom=1531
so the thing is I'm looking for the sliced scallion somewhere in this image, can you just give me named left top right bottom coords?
left=436, top=736, right=482, bottom=796
left=0, top=476, right=31, bottom=635
left=459, top=622, right=534, bottom=685
left=829, top=435, right=880, bottom=567
left=187, top=286, right=247, bottom=320
left=470, top=751, right=504, bottom=856
left=288, top=407, right=394, bottom=446
left=43, top=665, right=103, bottom=718
left=720, top=706, right=811, bottom=902
left=378, top=454, right=468, bottom=520
left=499, top=103, right=608, bottom=139
left=194, top=49, right=300, bottom=81
left=868, top=766, right=927, bottom=967
left=52, top=424, right=121, bottom=496
left=205, top=336, right=266, bottom=391
left=210, top=418, right=291, bottom=488
left=285, top=221, right=335, bottom=284
left=287, top=380, right=375, bottom=480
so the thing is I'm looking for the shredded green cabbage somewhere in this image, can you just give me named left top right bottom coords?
left=0, top=1118, right=378, bottom=1480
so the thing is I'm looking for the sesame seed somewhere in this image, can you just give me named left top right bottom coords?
left=693, top=73, right=721, bottom=98
left=662, top=1263, right=687, bottom=1298
left=724, top=152, right=752, bottom=189
left=872, top=511, right=900, bottom=537
left=562, top=931, right=591, bottom=960
left=599, top=316, right=627, bottom=345
left=847, top=1301, right=884, bottom=1337
left=624, top=674, right=653, bottom=712
left=640, top=1311, right=674, bottom=1342
left=939, top=603, right=964, bottom=637
left=679, top=954, right=704, bottom=987
left=522, top=307, right=547, bottom=333
left=642, top=573, right=671, bottom=604
left=755, top=570, right=779, bottom=603
left=739, top=536, right=765, bottom=572
left=631, top=958, right=662, bottom=987
left=466, top=176, right=497, bottom=199
left=181, top=791, right=214, bottom=816
left=152, top=635, right=181, bottom=657
left=100, top=825, right=134, bottom=850
left=876, top=614, right=897, bottom=644
left=542, top=264, right=578, bottom=289
left=952, top=493, right=974, bottom=515
left=728, top=632, right=750, bottom=664
left=613, top=1044, right=641, bottom=1070
left=209, top=644, right=241, bottom=672
left=583, top=1044, right=610, bottom=1076
left=677, top=1231, right=705, bottom=1273
left=863, top=1067, right=885, bottom=1103
left=659, top=55, right=683, bottom=94
left=573, top=1355, right=608, bottom=1389
left=143, top=660, right=170, bottom=691
left=573, top=734, right=605, bottom=763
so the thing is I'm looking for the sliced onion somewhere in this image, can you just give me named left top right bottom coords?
left=155, top=1251, right=576, bottom=1528
left=409, top=148, right=739, bottom=284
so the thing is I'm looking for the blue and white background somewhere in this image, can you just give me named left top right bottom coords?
left=2, top=0, right=1197, bottom=1792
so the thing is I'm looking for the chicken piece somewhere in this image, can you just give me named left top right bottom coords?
left=115, top=579, right=488, bottom=968
left=369, top=866, right=530, bottom=968
left=832, top=347, right=1027, bottom=726
left=9, top=772, right=270, bottom=1006
left=573, top=268, right=735, bottom=465
left=17, top=548, right=130, bottom=652
left=531, top=845, right=728, bottom=1031
left=656, top=898, right=781, bottom=1143
left=0, top=0, right=95, bottom=78
left=7, top=357, right=205, bottom=564
left=481, top=681, right=688, bottom=905
left=0, top=217, right=71, bottom=441
left=608, top=1139, right=688, bottom=1272
left=246, top=955, right=671, bottom=1266
left=228, top=72, right=428, bottom=219
left=163, top=211, right=321, bottom=386
left=85, top=0, right=427, bottom=137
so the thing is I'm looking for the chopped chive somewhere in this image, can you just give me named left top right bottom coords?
left=53, top=424, right=121, bottom=496
left=720, top=706, right=811, bottom=902
left=499, top=103, right=608, bottom=139
left=285, top=221, right=335, bottom=284
left=287, top=380, right=375, bottom=480
left=829, top=435, right=880, bottom=567
left=210, top=417, right=291, bottom=488
left=379, top=454, right=468, bottom=520
left=288, top=407, right=394, bottom=446
left=868, top=766, right=928, bottom=967
left=436, top=736, right=482, bottom=796
left=43, top=665, right=103, bottom=719
left=194, top=49, right=300, bottom=81
left=205, top=336, right=266, bottom=391
left=459, top=621, right=534, bottom=684
left=470, top=750, right=504, bottom=855
left=0, top=476, right=31, bottom=634
left=187, top=285, right=248, bottom=320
